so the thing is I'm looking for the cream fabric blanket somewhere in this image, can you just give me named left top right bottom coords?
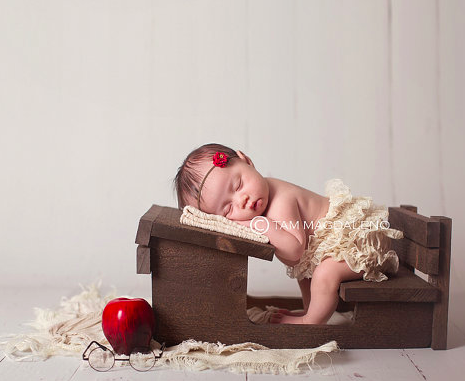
left=0, top=283, right=339, bottom=375
left=180, top=205, right=270, bottom=243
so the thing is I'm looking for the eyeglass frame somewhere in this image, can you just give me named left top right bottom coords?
left=82, top=340, right=166, bottom=372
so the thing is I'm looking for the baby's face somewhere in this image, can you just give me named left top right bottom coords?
left=193, top=156, right=269, bottom=221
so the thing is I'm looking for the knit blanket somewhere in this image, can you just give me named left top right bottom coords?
left=0, top=283, right=339, bottom=375
left=180, top=205, right=270, bottom=243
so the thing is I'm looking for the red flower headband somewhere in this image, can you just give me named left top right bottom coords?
left=197, top=152, right=229, bottom=210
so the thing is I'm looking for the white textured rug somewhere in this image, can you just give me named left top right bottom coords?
left=0, top=283, right=339, bottom=375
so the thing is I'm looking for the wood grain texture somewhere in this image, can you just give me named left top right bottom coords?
left=243, top=301, right=433, bottom=349
left=150, top=238, right=248, bottom=345
left=388, top=206, right=440, bottom=247
left=135, top=204, right=275, bottom=261
left=398, top=205, right=418, bottom=272
left=136, top=245, right=150, bottom=274
left=400, top=204, right=418, bottom=213
left=247, top=295, right=304, bottom=311
left=137, top=203, right=451, bottom=349
left=391, top=237, right=439, bottom=275
left=148, top=237, right=435, bottom=349
left=135, top=205, right=163, bottom=246
left=151, top=239, right=434, bottom=349
left=247, top=295, right=355, bottom=313
left=339, top=266, right=439, bottom=302
left=429, top=216, right=452, bottom=350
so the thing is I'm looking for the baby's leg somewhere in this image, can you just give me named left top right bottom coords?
left=277, top=278, right=310, bottom=317
left=270, top=258, right=363, bottom=324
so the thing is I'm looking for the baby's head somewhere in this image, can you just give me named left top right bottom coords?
left=174, top=143, right=269, bottom=221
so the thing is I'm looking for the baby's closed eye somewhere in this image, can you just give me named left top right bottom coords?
left=224, top=177, right=242, bottom=216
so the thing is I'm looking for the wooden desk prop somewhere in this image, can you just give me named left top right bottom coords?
left=135, top=204, right=451, bottom=350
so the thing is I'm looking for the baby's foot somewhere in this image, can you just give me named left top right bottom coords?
left=275, top=308, right=306, bottom=317
left=269, top=312, right=304, bottom=324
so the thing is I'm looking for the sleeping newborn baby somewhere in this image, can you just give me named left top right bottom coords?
left=174, top=143, right=403, bottom=325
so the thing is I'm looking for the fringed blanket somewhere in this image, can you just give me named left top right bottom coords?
left=0, top=283, right=339, bottom=375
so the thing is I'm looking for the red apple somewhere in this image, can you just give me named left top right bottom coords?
left=102, top=297, right=155, bottom=355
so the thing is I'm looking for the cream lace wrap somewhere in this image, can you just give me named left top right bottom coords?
left=286, top=178, right=404, bottom=282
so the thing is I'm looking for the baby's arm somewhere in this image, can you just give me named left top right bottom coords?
left=263, top=217, right=306, bottom=266
left=238, top=197, right=306, bottom=266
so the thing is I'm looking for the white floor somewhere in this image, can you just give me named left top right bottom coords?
left=1, top=285, right=465, bottom=381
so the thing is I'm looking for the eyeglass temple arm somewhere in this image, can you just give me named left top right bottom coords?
left=155, top=342, right=166, bottom=359
left=82, top=341, right=110, bottom=360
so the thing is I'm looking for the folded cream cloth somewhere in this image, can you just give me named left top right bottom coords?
left=0, top=283, right=339, bottom=374
left=248, top=305, right=354, bottom=326
left=180, top=205, right=270, bottom=244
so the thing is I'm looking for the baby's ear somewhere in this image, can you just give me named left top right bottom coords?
left=236, top=150, right=255, bottom=168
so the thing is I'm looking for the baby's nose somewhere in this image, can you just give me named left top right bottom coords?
left=240, top=195, right=249, bottom=209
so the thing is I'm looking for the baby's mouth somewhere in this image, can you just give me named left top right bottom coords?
left=251, top=199, right=261, bottom=211
left=249, top=200, right=257, bottom=211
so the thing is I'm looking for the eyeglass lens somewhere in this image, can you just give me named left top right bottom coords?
left=129, top=347, right=157, bottom=372
left=88, top=347, right=115, bottom=372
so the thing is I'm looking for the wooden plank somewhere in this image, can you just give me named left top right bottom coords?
left=151, top=238, right=248, bottom=344
left=152, top=239, right=433, bottom=348
left=391, top=237, right=439, bottom=275
left=136, top=205, right=275, bottom=261
left=326, top=347, right=433, bottom=381
left=73, top=365, right=247, bottom=380
left=398, top=205, right=418, bottom=272
left=339, top=266, right=440, bottom=302
left=150, top=237, right=435, bottom=349
left=429, top=216, right=452, bottom=350
left=135, top=204, right=163, bottom=246
left=388, top=206, right=440, bottom=247
left=400, top=204, right=417, bottom=213
left=244, top=300, right=433, bottom=350
left=247, top=295, right=304, bottom=311
left=247, top=295, right=354, bottom=313
left=0, top=356, right=81, bottom=381
left=136, top=245, right=151, bottom=274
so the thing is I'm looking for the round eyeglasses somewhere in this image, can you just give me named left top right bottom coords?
left=82, top=341, right=166, bottom=372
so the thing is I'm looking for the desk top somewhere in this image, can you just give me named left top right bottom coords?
left=135, top=204, right=275, bottom=261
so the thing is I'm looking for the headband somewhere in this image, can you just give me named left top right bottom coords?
left=197, top=151, right=229, bottom=210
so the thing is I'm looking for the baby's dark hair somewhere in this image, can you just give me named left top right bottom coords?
left=173, top=143, right=240, bottom=210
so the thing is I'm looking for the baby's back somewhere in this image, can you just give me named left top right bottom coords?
left=264, top=178, right=330, bottom=242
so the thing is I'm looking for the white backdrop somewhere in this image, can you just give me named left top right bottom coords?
left=1, top=0, right=464, bottom=320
